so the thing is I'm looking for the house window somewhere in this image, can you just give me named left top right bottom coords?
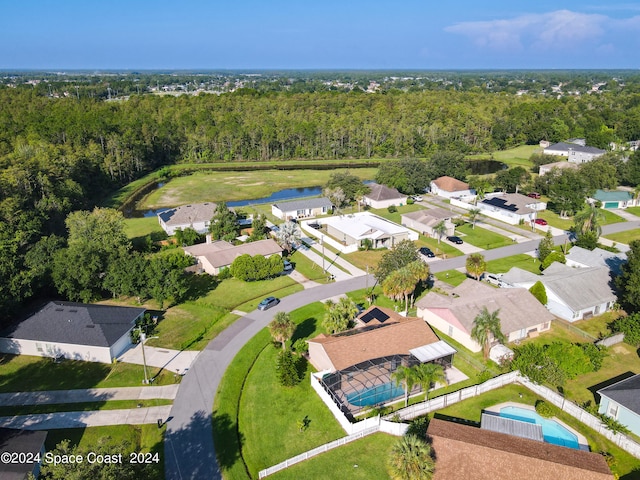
left=542, top=322, right=550, bottom=330
left=448, top=325, right=453, bottom=336
left=36, top=343, right=43, bottom=353
left=608, top=403, right=619, bottom=419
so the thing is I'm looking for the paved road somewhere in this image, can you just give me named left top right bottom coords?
left=164, top=219, right=638, bottom=479
left=0, top=385, right=179, bottom=406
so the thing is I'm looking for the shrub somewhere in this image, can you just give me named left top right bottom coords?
left=217, top=267, right=232, bottom=280
left=387, top=205, right=398, bottom=213
left=276, top=350, right=301, bottom=387
left=529, top=281, right=547, bottom=304
left=610, top=314, right=640, bottom=347
left=406, top=197, right=415, bottom=205
left=452, top=217, right=466, bottom=227
left=580, top=343, right=607, bottom=371
left=541, top=250, right=566, bottom=270
left=535, top=400, right=556, bottom=418
left=292, top=338, right=309, bottom=354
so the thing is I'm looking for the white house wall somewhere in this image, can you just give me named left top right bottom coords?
left=365, top=198, right=407, bottom=210
left=0, top=338, right=113, bottom=363
left=308, top=343, right=334, bottom=371
left=110, top=331, right=134, bottom=360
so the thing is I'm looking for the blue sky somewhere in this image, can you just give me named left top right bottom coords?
left=2, top=1, right=640, bottom=69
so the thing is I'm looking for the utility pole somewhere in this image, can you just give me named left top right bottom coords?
left=321, top=236, right=325, bottom=273
left=139, top=326, right=149, bottom=385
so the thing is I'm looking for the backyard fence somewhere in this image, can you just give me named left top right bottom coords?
left=596, top=333, right=625, bottom=348
left=554, top=318, right=598, bottom=341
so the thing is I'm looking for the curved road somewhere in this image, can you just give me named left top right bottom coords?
left=164, top=220, right=639, bottom=479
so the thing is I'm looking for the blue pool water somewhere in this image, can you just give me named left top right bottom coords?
left=346, top=383, right=406, bottom=407
left=500, top=406, right=580, bottom=449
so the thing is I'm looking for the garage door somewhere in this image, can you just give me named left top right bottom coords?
left=604, top=202, right=619, bottom=209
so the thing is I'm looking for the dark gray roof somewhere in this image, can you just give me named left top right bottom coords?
left=157, top=202, right=218, bottom=227
left=0, top=428, right=47, bottom=480
left=545, top=142, right=606, bottom=155
left=1, top=302, right=145, bottom=348
left=272, top=197, right=333, bottom=212
left=597, top=374, right=640, bottom=415
left=365, top=183, right=406, bottom=202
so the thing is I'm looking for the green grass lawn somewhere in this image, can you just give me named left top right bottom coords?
left=624, top=206, right=640, bottom=217
left=141, top=168, right=377, bottom=209
left=268, top=433, right=397, bottom=480
left=572, top=311, right=622, bottom=339
left=213, top=302, right=345, bottom=480
left=0, top=354, right=179, bottom=392
left=435, top=384, right=640, bottom=478
left=416, top=235, right=462, bottom=258
left=454, top=224, right=512, bottom=250
left=434, top=269, right=468, bottom=286
left=0, top=398, right=172, bottom=417
left=343, top=249, right=387, bottom=271
left=603, top=228, right=640, bottom=245
left=369, top=204, right=425, bottom=224
left=467, top=145, right=539, bottom=169
left=123, top=216, right=167, bottom=240
left=485, top=253, right=541, bottom=274
left=600, top=209, right=627, bottom=225
left=289, top=251, right=332, bottom=284
left=536, top=210, right=574, bottom=230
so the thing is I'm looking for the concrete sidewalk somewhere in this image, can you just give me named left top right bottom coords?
left=0, top=405, right=173, bottom=430
left=118, top=344, right=199, bottom=374
left=0, top=385, right=179, bottom=406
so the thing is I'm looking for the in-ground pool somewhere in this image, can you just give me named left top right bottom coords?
left=500, top=406, right=580, bottom=449
left=346, top=383, right=405, bottom=407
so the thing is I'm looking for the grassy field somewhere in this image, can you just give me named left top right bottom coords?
left=213, top=302, right=345, bottom=480
left=268, top=433, right=398, bottom=480
left=140, top=168, right=377, bottom=209
left=0, top=398, right=172, bottom=417
left=435, top=384, right=640, bottom=478
left=434, top=269, right=468, bottom=286
left=467, top=145, right=540, bottom=169
left=454, top=224, right=512, bottom=250
left=369, top=204, right=425, bottom=224
left=485, top=253, right=541, bottom=274
left=123, top=215, right=167, bottom=240
left=600, top=209, right=627, bottom=225
left=536, top=210, right=574, bottom=230
left=572, top=311, right=622, bottom=339
left=289, top=251, right=332, bottom=284
left=603, top=228, right=640, bottom=245
left=0, top=354, right=179, bottom=392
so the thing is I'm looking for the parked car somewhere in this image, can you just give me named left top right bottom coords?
left=419, top=247, right=435, bottom=258
left=483, top=273, right=504, bottom=287
left=447, top=235, right=464, bottom=244
left=412, top=195, right=423, bottom=202
left=528, top=192, right=541, bottom=199
left=307, top=222, right=321, bottom=230
left=533, top=218, right=548, bottom=226
left=283, top=260, right=293, bottom=271
left=257, top=296, right=279, bottom=310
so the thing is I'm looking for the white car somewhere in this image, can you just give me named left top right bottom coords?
left=412, top=195, right=423, bottom=202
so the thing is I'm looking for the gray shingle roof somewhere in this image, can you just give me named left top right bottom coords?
left=566, top=246, right=626, bottom=274
left=184, top=239, right=283, bottom=268
left=1, top=302, right=145, bottom=347
left=597, top=374, right=640, bottom=416
left=157, top=202, right=218, bottom=227
left=0, top=428, right=47, bottom=480
left=272, top=197, right=333, bottom=212
left=545, top=142, right=606, bottom=155
left=364, top=183, right=406, bottom=202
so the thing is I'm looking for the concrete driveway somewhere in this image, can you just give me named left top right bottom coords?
left=118, top=344, right=200, bottom=375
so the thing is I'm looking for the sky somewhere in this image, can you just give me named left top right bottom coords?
left=2, top=1, right=640, bottom=70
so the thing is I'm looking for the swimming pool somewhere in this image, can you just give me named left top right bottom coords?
left=500, top=406, right=580, bottom=449
left=346, top=383, right=406, bottom=406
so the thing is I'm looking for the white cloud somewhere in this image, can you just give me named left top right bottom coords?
left=445, top=10, right=639, bottom=53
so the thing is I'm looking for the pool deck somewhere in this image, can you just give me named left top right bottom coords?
left=483, top=401, right=589, bottom=451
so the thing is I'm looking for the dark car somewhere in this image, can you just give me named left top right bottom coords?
left=447, top=235, right=464, bottom=244
left=534, top=218, right=548, bottom=226
left=419, top=247, right=435, bottom=258
left=257, top=296, right=279, bottom=310
left=307, top=222, right=321, bottom=230
left=528, top=192, right=541, bottom=199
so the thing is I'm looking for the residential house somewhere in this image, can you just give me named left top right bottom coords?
left=501, top=262, right=616, bottom=322
left=477, top=192, right=546, bottom=225
left=271, top=197, right=333, bottom=220
left=538, top=160, right=579, bottom=176
left=430, top=176, right=475, bottom=199
left=427, top=419, right=613, bottom=480
left=416, top=279, right=554, bottom=352
left=543, top=141, right=606, bottom=164
left=565, top=246, right=627, bottom=275
left=183, top=238, right=283, bottom=275
left=362, top=183, right=408, bottom=209
left=597, top=374, right=640, bottom=438
left=0, top=428, right=48, bottom=480
left=0, top=302, right=145, bottom=364
left=401, top=208, right=456, bottom=238
left=308, top=306, right=456, bottom=416
left=590, top=189, right=636, bottom=209
left=158, top=202, right=218, bottom=235
left=320, top=212, right=418, bottom=252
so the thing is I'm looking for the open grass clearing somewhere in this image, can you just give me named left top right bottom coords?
left=141, top=168, right=377, bottom=209
left=434, top=269, right=468, bottom=286
left=572, top=311, right=622, bottom=339
left=435, top=384, right=639, bottom=478
left=454, top=224, right=512, bottom=250
left=289, top=251, right=332, bottom=284
left=0, top=354, right=179, bottom=393
left=268, top=432, right=397, bottom=480
left=485, top=253, right=541, bottom=274
left=536, top=210, right=574, bottom=230
left=369, top=203, right=425, bottom=225
left=213, top=302, right=345, bottom=480
left=0, top=399, right=172, bottom=417
left=467, top=145, right=539, bottom=169
left=624, top=206, right=640, bottom=217
left=600, top=209, right=627, bottom=225
left=603, top=228, right=640, bottom=245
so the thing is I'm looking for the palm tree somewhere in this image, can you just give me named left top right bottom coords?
left=467, top=208, right=482, bottom=229
left=275, top=221, right=301, bottom=252
left=387, top=434, right=435, bottom=480
left=465, top=253, right=487, bottom=281
left=414, top=363, right=447, bottom=401
left=432, top=220, right=447, bottom=244
left=322, top=297, right=359, bottom=334
left=471, top=307, right=506, bottom=360
left=406, top=260, right=430, bottom=307
left=573, top=204, right=605, bottom=237
left=268, top=311, right=296, bottom=350
left=391, top=365, right=418, bottom=407
left=382, top=268, right=414, bottom=312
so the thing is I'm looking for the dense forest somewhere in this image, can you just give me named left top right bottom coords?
left=2, top=73, right=640, bottom=319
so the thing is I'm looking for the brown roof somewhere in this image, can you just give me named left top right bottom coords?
left=364, top=183, right=406, bottom=202
left=308, top=313, right=440, bottom=371
left=432, top=176, right=470, bottom=192
left=416, top=279, right=554, bottom=335
left=183, top=239, right=283, bottom=268
left=428, top=419, right=613, bottom=480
